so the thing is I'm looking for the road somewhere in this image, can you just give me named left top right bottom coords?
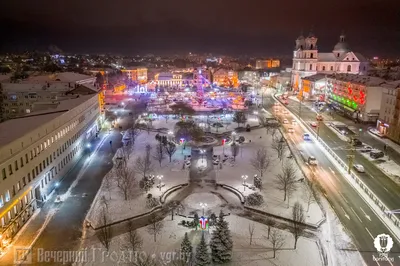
left=280, top=97, right=400, bottom=220
left=264, top=96, right=400, bottom=265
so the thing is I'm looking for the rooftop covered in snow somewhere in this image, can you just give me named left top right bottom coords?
left=0, top=94, right=96, bottom=147
left=327, top=73, right=386, bottom=86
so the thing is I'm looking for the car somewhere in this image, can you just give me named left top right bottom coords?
left=283, top=100, right=289, bottom=105
left=308, top=156, right=318, bottom=165
left=353, top=164, right=365, bottom=173
left=303, top=133, right=311, bottom=140
left=283, top=119, right=289, bottom=124
left=350, top=138, right=363, bottom=146
left=274, top=102, right=280, bottom=106
left=288, top=128, right=294, bottom=133
left=282, top=109, right=288, bottom=114
left=370, top=150, right=384, bottom=159
left=310, top=122, right=318, bottom=127
left=316, top=114, right=323, bottom=121
left=213, top=160, right=220, bottom=165
left=292, top=119, right=297, bottom=125
left=185, top=160, right=191, bottom=167
left=212, top=155, right=219, bottom=160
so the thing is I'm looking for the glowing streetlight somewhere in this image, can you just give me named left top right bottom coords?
left=157, top=175, right=163, bottom=191
left=200, top=202, right=208, bottom=216
left=241, top=175, right=248, bottom=191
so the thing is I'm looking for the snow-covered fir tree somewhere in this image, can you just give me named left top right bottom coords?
left=210, top=210, right=233, bottom=263
left=181, top=232, right=193, bottom=263
left=139, top=175, right=155, bottom=193
left=195, top=233, right=210, bottom=266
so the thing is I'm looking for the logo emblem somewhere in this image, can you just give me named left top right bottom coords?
left=14, top=246, right=32, bottom=264
left=374, top=234, right=393, bottom=255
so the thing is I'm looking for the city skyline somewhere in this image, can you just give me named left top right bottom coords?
left=1, top=0, right=400, bottom=56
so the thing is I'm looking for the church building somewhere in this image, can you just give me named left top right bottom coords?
left=291, top=32, right=369, bottom=94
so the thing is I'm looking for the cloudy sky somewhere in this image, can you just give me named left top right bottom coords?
left=1, top=0, right=399, bottom=56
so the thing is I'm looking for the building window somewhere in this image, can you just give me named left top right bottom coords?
left=310, top=53, right=314, bottom=58
left=15, top=160, right=18, bottom=171
left=347, top=65, right=352, bottom=72
left=8, top=165, right=13, bottom=175
left=322, top=66, right=326, bottom=71
left=5, top=190, right=10, bottom=202
left=20, top=157, right=24, bottom=167
left=1, top=168, right=6, bottom=180
left=309, top=64, right=313, bottom=70
left=25, top=154, right=29, bottom=163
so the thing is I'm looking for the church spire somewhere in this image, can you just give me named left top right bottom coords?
left=340, top=30, right=346, bottom=42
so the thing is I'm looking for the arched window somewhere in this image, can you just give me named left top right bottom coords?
left=347, top=65, right=352, bottom=72
left=310, top=44, right=314, bottom=49
left=310, top=53, right=314, bottom=58
left=322, top=66, right=326, bottom=71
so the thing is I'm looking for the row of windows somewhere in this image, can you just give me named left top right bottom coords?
left=0, top=189, right=34, bottom=227
left=0, top=137, right=85, bottom=210
left=1, top=114, right=87, bottom=180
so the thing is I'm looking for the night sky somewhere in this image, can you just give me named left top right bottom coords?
left=1, top=0, right=399, bottom=57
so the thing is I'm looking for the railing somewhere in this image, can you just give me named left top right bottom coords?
left=274, top=94, right=400, bottom=233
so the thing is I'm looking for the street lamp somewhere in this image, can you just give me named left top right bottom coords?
left=200, top=202, right=208, bottom=216
left=157, top=175, right=163, bottom=191
left=231, top=131, right=237, bottom=142
left=55, top=182, right=60, bottom=195
left=241, top=175, right=248, bottom=191
left=200, top=149, right=206, bottom=163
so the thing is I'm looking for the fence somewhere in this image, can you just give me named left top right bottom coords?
left=274, top=94, right=400, bottom=232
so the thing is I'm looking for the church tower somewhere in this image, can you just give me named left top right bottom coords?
left=333, top=33, right=350, bottom=58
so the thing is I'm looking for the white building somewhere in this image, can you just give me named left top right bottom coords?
left=0, top=72, right=98, bottom=121
left=291, top=32, right=369, bottom=92
left=376, top=81, right=400, bottom=136
left=0, top=76, right=101, bottom=246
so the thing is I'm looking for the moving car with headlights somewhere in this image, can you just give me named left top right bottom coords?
left=288, top=127, right=294, bottom=133
left=308, top=156, right=318, bottom=165
left=353, top=164, right=365, bottom=173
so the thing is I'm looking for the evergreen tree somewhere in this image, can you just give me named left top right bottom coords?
left=195, top=233, right=210, bottom=266
left=181, top=232, right=193, bottom=263
left=210, top=210, right=233, bottom=263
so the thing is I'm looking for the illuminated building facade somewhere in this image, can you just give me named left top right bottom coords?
left=291, top=32, right=369, bottom=92
left=0, top=94, right=100, bottom=245
left=378, top=82, right=400, bottom=140
left=256, top=59, right=280, bottom=69
left=299, top=74, right=326, bottom=100
left=326, top=74, right=385, bottom=122
left=121, top=68, right=148, bottom=84
left=213, top=69, right=239, bottom=88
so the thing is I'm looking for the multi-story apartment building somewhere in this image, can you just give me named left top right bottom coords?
left=325, top=74, right=385, bottom=122
left=0, top=94, right=100, bottom=247
left=378, top=81, right=400, bottom=140
left=291, top=32, right=369, bottom=93
left=255, top=59, right=280, bottom=69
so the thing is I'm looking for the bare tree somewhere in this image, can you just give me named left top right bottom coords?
left=103, top=174, right=114, bottom=200
left=121, top=142, right=134, bottom=163
left=166, top=200, right=185, bottom=220
left=164, top=142, right=177, bottom=162
left=271, top=136, right=287, bottom=162
left=133, top=253, right=158, bottom=266
left=146, top=214, right=164, bottom=242
left=248, top=223, right=255, bottom=245
left=231, top=143, right=240, bottom=161
left=124, top=220, right=143, bottom=252
left=271, top=127, right=278, bottom=139
left=303, top=180, right=318, bottom=212
left=265, top=218, right=275, bottom=239
left=134, top=144, right=154, bottom=178
left=115, top=164, right=136, bottom=200
left=96, top=206, right=112, bottom=251
left=250, top=147, right=271, bottom=177
left=291, top=201, right=306, bottom=249
left=153, top=141, right=166, bottom=167
left=129, top=124, right=142, bottom=145
left=269, top=229, right=285, bottom=258
left=275, top=161, right=297, bottom=202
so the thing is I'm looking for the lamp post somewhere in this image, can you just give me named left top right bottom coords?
left=223, top=138, right=226, bottom=155
left=200, top=149, right=206, bottom=163
left=231, top=131, right=237, bottom=142
left=200, top=202, right=208, bottom=216
left=241, top=175, right=248, bottom=191
left=157, top=175, right=163, bottom=191
left=55, top=182, right=60, bottom=195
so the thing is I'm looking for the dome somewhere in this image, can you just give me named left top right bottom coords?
left=296, top=35, right=305, bottom=40
left=333, top=41, right=350, bottom=52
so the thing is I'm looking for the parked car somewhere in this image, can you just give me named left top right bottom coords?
left=310, top=122, right=318, bottom=127
left=303, top=133, right=311, bottom=141
left=185, top=161, right=191, bottom=167
left=350, top=138, right=363, bottom=146
left=353, top=164, right=365, bottom=173
left=370, top=150, right=384, bottom=159
left=283, top=119, right=289, bottom=124
left=288, top=128, right=294, bottom=133
left=316, top=114, right=323, bottom=121
left=292, top=119, right=297, bottom=125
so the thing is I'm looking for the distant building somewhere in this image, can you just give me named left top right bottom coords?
left=325, top=74, right=385, bottom=122
left=0, top=72, right=100, bottom=121
left=121, top=68, right=148, bottom=84
left=256, top=59, right=280, bottom=69
left=212, top=69, right=239, bottom=88
left=377, top=81, right=400, bottom=140
left=154, top=72, right=192, bottom=88
left=291, top=32, right=369, bottom=93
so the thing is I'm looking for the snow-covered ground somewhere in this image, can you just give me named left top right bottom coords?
left=86, top=131, right=190, bottom=227
left=359, top=152, right=400, bottom=185
left=82, top=206, right=323, bottom=266
left=213, top=129, right=325, bottom=226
